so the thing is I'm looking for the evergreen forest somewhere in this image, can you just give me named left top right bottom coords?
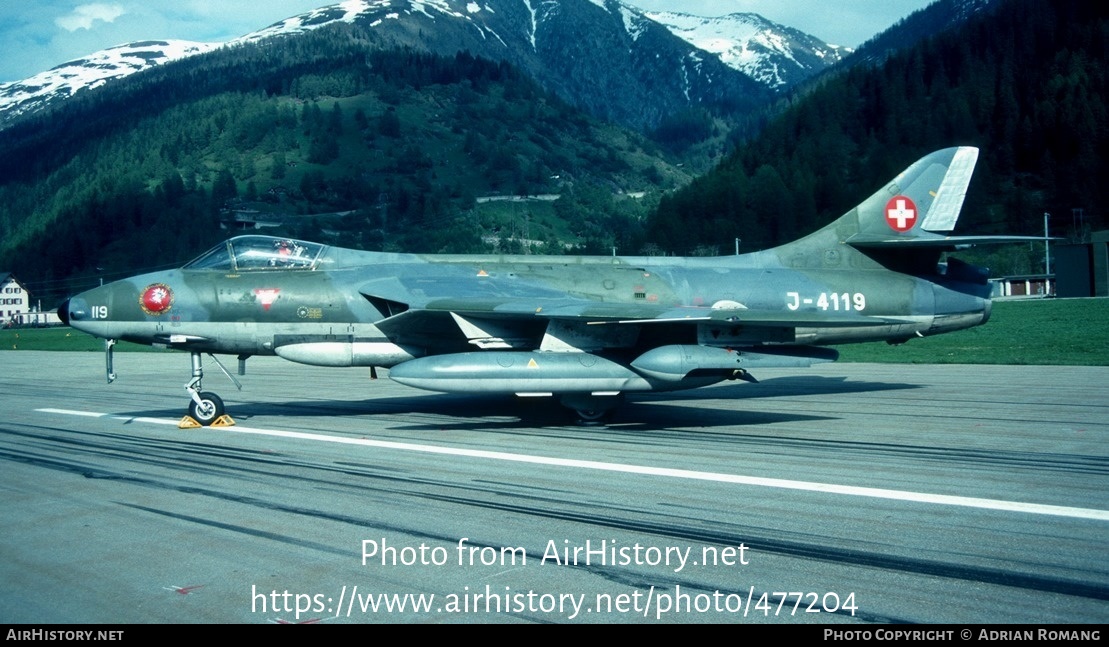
left=645, top=0, right=1107, bottom=269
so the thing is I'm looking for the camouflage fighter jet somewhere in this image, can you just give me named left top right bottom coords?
left=58, top=147, right=1033, bottom=424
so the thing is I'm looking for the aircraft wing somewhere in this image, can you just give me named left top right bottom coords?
left=369, top=287, right=914, bottom=353
left=365, top=283, right=909, bottom=323
left=362, top=275, right=910, bottom=326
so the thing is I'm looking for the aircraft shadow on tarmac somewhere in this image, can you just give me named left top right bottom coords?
left=119, top=374, right=919, bottom=432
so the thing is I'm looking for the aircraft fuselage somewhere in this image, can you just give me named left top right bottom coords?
left=62, top=248, right=989, bottom=360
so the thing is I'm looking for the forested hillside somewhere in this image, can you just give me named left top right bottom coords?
left=0, top=32, right=687, bottom=302
left=645, top=0, right=1106, bottom=262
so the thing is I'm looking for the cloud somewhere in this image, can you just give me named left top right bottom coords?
left=55, top=4, right=127, bottom=32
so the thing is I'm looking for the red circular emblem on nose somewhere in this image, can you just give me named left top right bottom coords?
left=140, top=283, right=173, bottom=316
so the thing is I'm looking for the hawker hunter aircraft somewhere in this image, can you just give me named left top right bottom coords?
left=59, top=147, right=1031, bottom=424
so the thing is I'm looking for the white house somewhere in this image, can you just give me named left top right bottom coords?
left=1, top=273, right=61, bottom=326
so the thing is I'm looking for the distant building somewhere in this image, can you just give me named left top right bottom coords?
left=0, top=272, right=28, bottom=325
left=990, top=274, right=1055, bottom=299
left=0, top=273, right=61, bottom=326
left=1055, top=231, right=1109, bottom=298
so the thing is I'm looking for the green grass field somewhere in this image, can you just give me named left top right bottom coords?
left=837, top=298, right=1109, bottom=365
left=0, top=329, right=156, bottom=352
left=4, top=298, right=1107, bottom=365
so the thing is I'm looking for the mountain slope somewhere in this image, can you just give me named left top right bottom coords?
left=1, top=0, right=847, bottom=130
left=0, top=44, right=691, bottom=300
left=645, top=0, right=1107, bottom=261
left=845, top=0, right=997, bottom=66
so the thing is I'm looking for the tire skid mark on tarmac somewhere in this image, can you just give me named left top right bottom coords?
left=5, top=431, right=1108, bottom=605
left=10, top=415, right=1109, bottom=606
left=414, top=490, right=1109, bottom=602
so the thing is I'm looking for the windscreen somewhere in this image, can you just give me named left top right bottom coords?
left=183, top=237, right=325, bottom=271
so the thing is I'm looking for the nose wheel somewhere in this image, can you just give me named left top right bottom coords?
left=182, top=352, right=238, bottom=428
left=188, top=391, right=226, bottom=425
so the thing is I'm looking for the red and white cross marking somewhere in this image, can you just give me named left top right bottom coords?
left=885, top=195, right=918, bottom=232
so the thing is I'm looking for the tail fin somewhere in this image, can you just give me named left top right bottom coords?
left=771, top=147, right=981, bottom=270
left=843, top=146, right=1039, bottom=250
left=778, top=147, right=1042, bottom=260
left=770, top=147, right=1040, bottom=275
left=848, top=146, right=979, bottom=245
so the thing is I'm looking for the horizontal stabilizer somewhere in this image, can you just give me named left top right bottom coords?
left=848, top=233, right=1047, bottom=250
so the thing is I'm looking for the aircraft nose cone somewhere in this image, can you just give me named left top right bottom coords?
left=60, top=296, right=89, bottom=324
left=57, top=299, right=70, bottom=326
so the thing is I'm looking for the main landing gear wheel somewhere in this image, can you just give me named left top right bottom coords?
left=560, top=393, right=623, bottom=426
left=188, top=391, right=225, bottom=426
left=573, top=408, right=613, bottom=426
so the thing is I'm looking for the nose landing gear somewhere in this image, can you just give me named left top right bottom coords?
left=180, top=352, right=240, bottom=428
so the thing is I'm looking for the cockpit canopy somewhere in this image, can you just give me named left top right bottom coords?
left=184, top=236, right=326, bottom=271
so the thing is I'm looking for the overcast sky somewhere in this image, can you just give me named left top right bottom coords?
left=0, top=0, right=934, bottom=83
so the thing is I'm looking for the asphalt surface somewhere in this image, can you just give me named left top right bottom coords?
left=1, top=350, right=1106, bottom=624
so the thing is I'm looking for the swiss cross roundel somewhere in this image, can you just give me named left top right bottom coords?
left=140, top=283, right=173, bottom=316
left=885, top=195, right=918, bottom=233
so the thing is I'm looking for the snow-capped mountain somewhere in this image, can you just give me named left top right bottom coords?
left=643, top=11, right=850, bottom=89
left=0, top=0, right=845, bottom=128
left=0, top=40, right=221, bottom=125
left=239, top=1, right=848, bottom=92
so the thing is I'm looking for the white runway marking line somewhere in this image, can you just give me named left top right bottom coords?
left=37, top=408, right=1109, bottom=522
left=37, top=408, right=108, bottom=418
